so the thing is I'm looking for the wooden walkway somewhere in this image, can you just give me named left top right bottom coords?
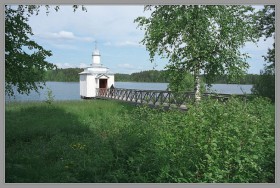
left=96, top=88, right=237, bottom=110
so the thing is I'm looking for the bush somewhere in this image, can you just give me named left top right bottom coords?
left=114, top=97, right=275, bottom=183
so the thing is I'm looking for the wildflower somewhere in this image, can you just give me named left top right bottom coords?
left=70, top=143, right=86, bottom=150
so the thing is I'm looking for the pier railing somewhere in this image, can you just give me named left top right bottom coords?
left=96, top=88, right=240, bottom=107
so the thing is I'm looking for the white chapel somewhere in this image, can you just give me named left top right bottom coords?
left=79, top=46, right=114, bottom=98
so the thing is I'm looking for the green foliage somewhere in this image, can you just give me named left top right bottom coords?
left=45, top=68, right=83, bottom=82
left=130, top=70, right=168, bottom=82
left=165, top=65, right=205, bottom=92
left=212, top=74, right=259, bottom=84
left=115, top=70, right=168, bottom=83
left=5, top=5, right=86, bottom=97
left=252, top=5, right=275, bottom=102
left=6, top=98, right=274, bottom=183
left=121, top=97, right=274, bottom=183
left=45, top=68, right=260, bottom=85
left=5, top=5, right=55, bottom=97
left=44, top=87, right=55, bottom=105
left=251, top=68, right=275, bottom=102
left=115, top=73, right=131, bottom=82
left=45, top=69, right=168, bottom=83
left=135, top=5, right=259, bottom=101
left=256, top=5, right=275, bottom=68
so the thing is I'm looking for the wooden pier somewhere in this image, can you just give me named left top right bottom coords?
left=95, top=88, right=239, bottom=110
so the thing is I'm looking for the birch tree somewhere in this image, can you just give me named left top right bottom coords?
left=135, top=5, right=258, bottom=102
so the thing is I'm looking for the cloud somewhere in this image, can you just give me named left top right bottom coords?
left=29, top=6, right=148, bottom=45
left=55, top=62, right=72, bottom=69
left=54, top=62, right=90, bottom=69
left=36, top=30, right=94, bottom=42
left=27, top=5, right=273, bottom=75
left=79, top=63, right=89, bottom=68
left=103, top=41, right=113, bottom=46
left=117, top=63, right=135, bottom=69
left=115, top=63, right=151, bottom=74
left=51, top=43, right=78, bottom=50
left=52, top=31, right=75, bottom=39
left=32, top=30, right=95, bottom=50
left=104, top=40, right=143, bottom=47
left=240, top=36, right=274, bottom=61
left=116, top=40, right=143, bottom=47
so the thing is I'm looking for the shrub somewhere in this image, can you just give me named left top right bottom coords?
left=44, top=87, right=55, bottom=105
left=116, top=97, right=275, bottom=183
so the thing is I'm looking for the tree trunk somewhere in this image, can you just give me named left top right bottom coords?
left=194, top=65, right=201, bottom=102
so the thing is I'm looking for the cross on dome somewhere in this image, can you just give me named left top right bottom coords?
left=93, top=40, right=100, bottom=56
left=94, top=40, right=98, bottom=49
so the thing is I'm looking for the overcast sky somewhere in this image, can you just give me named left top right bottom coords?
left=28, top=5, right=274, bottom=74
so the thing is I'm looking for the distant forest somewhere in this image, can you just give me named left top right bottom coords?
left=44, top=68, right=83, bottom=82
left=44, top=68, right=260, bottom=84
left=115, top=70, right=260, bottom=84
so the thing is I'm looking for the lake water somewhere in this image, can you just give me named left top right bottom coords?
left=5, top=82, right=253, bottom=102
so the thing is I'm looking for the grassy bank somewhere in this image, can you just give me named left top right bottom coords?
left=5, top=98, right=275, bottom=183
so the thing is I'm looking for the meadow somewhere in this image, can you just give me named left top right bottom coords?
left=5, top=97, right=275, bottom=183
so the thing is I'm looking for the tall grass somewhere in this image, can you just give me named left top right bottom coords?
left=5, top=98, right=275, bottom=183
left=5, top=100, right=133, bottom=182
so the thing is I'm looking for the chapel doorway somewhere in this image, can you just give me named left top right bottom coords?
left=99, top=79, right=107, bottom=88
